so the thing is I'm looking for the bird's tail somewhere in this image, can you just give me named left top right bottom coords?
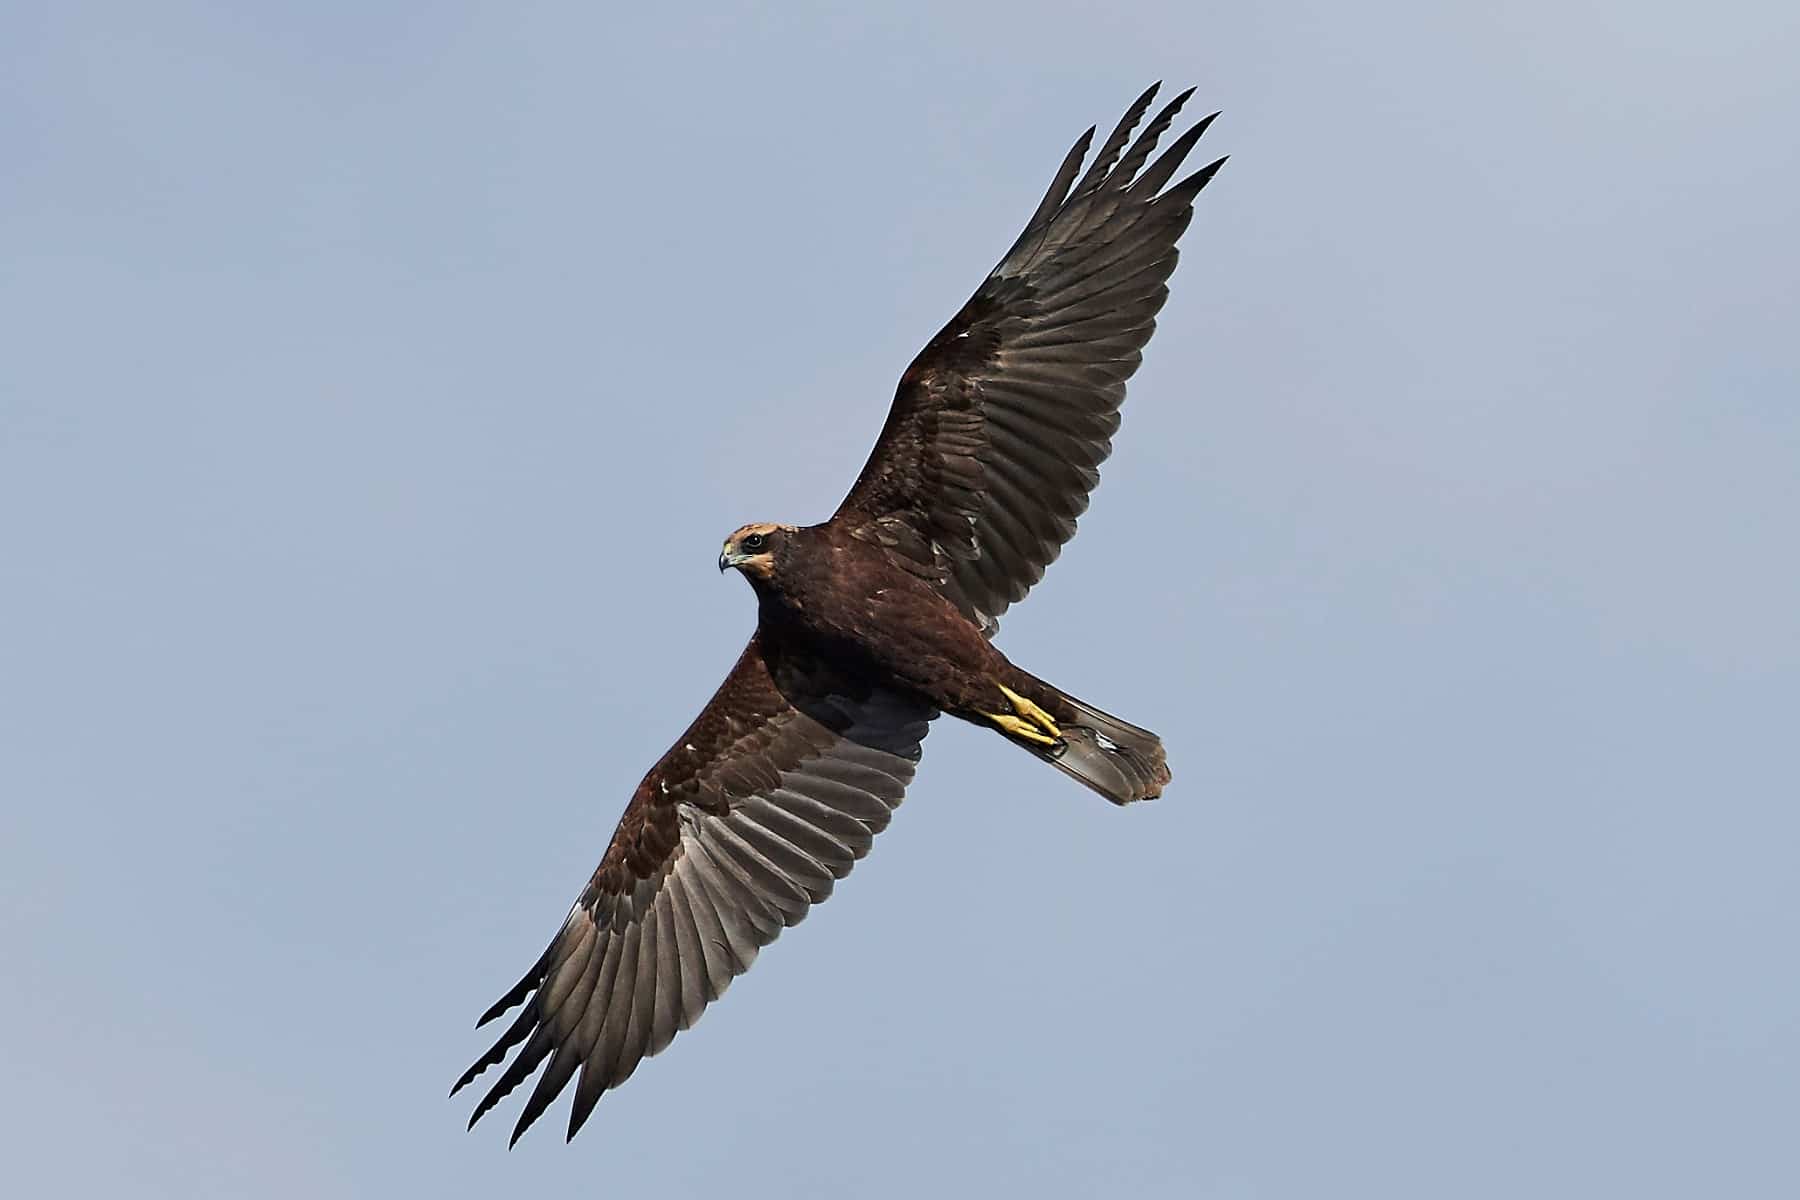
left=1003, top=673, right=1170, bottom=805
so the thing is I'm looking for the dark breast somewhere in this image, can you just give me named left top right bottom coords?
left=757, top=526, right=1003, bottom=707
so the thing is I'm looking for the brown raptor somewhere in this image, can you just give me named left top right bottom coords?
left=455, top=83, right=1226, bottom=1144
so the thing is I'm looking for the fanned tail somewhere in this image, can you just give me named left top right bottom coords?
left=994, top=672, right=1170, bottom=805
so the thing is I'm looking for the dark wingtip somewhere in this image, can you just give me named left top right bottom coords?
left=1172, top=153, right=1230, bottom=201
left=476, top=988, right=524, bottom=1029
left=1123, top=81, right=1162, bottom=134
left=467, top=1077, right=505, bottom=1131
left=509, top=1107, right=544, bottom=1149
left=475, top=944, right=554, bottom=1028
left=566, top=1096, right=594, bottom=1142
left=464, top=1069, right=520, bottom=1134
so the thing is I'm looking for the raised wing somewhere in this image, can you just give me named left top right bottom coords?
left=834, top=84, right=1225, bottom=632
left=453, top=633, right=934, bottom=1143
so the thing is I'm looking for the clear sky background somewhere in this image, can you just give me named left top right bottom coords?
left=4, top=3, right=1797, bottom=1196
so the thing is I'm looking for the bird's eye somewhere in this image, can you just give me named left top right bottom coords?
left=742, top=532, right=767, bottom=552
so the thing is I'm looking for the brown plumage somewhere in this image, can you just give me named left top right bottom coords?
left=454, top=83, right=1225, bottom=1144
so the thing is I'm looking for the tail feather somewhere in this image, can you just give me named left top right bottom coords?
left=1032, top=686, right=1170, bottom=805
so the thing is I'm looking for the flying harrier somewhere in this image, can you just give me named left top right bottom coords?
left=456, top=83, right=1225, bottom=1143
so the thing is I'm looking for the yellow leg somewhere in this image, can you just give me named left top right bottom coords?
left=981, top=710, right=1061, bottom=746
left=997, top=683, right=1062, bottom=739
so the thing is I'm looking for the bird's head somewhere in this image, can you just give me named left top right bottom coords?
left=719, top=522, right=791, bottom=582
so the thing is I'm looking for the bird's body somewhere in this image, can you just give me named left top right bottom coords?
left=747, top=522, right=1007, bottom=713
left=456, top=83, right=1226, bottom=1143
left=729, top=520, right=1169, bottom=803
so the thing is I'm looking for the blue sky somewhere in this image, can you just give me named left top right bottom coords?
left=3, top=2, right=1797, bottom=1196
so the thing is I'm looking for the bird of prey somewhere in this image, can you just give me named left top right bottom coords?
left=454, top=83, right=1225, bottom=1144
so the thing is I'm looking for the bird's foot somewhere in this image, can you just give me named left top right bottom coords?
left=997, top=683, right=1062, bottom=739
left=984, top=711, right=1061, bottom=747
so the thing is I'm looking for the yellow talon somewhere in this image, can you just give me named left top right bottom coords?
left=997, top=683, right=1062, bottom=739
left=983, top=711, right=1061, bottom=746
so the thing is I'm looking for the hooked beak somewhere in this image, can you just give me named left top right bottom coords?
left=719, top=543, right=741, bottom=573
